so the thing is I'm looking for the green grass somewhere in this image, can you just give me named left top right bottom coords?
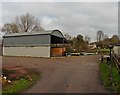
left=99, top=61, right=120, bottom=93
left=100, top=63, right=111, bottom=87
left=100, top=48, right=110, bottom=55
left=2, top=71, right=40, bottom=95
left=2, top=79, right=31, bottom=95
left=100, top=49, right=110, bottom=52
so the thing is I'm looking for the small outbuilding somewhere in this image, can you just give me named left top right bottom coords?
left=113, top=45, right=120, bottom=55
left=3, top=29, right=68, bottom=57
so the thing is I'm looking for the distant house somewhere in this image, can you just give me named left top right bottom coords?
left=3, top=29, right=68, bottom=57
left=113, top=45, right=120, bottom=55
left=88, top=42, right=97, bottom=50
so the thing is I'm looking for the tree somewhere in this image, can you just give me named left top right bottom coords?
left=97, top=30, right=104, bottom=42
left=96, top=34, right=120, bottom=48
left=103, top=34, right=108, bottom=40
left=1, top=23, right=19, bottom=34
left=65, top=34, right=90, bottom=53
left=85, top=35, right=90, bottom=44
left=102, top=38, right=110, bottom=48
left=110, top=35, right=119, bottom=45
left=76, top=34, right=88, bottom=52
left=76, top=34, right=83, bottom=41
left=2, top=13, right=44, bottom=33
left=76, top=35, right=83, bottom=51
left=64, top=33, right=71, bottom=40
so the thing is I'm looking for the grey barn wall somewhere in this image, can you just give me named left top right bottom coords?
left=3, top=46, right=50, bottom=57
left=3, top=34, right=51, bottom=46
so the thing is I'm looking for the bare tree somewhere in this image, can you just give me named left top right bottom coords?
left=2, top=13, right=44, bottom=33
left=97, top=30, right=104, bottom=42
left=15, top=13, right=44, bottom=32
left=85, top=35, right=90, bottom=43
left=1, top=23, right=19, bottom=34
left=64, top=33, right=71, bottom=40
left=103, top=34, right=108, bottom=40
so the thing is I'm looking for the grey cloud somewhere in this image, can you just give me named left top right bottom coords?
left=2, top=2, right=118, bottom=41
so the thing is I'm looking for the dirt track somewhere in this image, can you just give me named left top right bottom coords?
left=2, top=55, right=110, bottom=93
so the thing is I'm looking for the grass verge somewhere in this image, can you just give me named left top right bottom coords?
left=2, top=71, right=40, bottom=95
left=99, top=61, right=120, bottom=93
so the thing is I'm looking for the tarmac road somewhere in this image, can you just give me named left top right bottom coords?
left=3, top=55, right=110, bottom=93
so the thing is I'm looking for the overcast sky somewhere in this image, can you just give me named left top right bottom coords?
left=1, top=1, right=119, bottom=42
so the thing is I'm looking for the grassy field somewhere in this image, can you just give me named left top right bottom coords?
left=99, top=61, right=120, bottom=93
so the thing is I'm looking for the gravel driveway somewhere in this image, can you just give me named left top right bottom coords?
left=2, top=55, right=110, bottom=93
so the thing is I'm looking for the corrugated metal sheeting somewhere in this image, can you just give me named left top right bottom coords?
left=3, top=35, right=50, bottom=46
left=3, top=29, right=68, bottom=57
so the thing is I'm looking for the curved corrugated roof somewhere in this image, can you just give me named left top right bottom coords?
left=3, top=29, right=64, bottom=38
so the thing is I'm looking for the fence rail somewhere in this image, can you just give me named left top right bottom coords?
left=113, top=53, right=120, bottom=72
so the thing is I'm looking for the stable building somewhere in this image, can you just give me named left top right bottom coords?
left=3, top=29, right=68, bottom=57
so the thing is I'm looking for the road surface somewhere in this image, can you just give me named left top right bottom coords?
left=3, top=55, right=110, bottom=93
